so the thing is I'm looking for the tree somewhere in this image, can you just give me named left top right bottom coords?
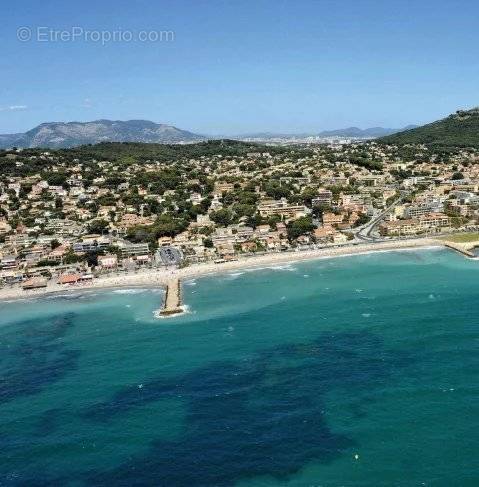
left=300, top=187, right=317, bottom=206
left=88, top=219, right=109, bottom=234
left=63, top=250, right=82, bottom=264
left=287, top=217, right=315, bottom=241
left=264, top=182, right=291, bottom=200
left=355, top=214, right=370, bottom=227
left=312, top=203, right=332, bottom=218
left=50, top=239, right=61, bottom=250
left=46, top=172, right=68, bottom=186
left=155, top=215, right=188, bottom=237
left=267, top=214, right=282, bottom=229
left=246, top=213, right=263, bottom=229
left=85, top=250, right=104, bottom=268
left=127, top=226, right=153, bottom=243
left=233, top=203, right=256, bottom=219
left=210, top=209, right=233, bottom=227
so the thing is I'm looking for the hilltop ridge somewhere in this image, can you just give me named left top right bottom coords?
left=379, top=107, right=479, bottom=147
left=0, top=119, right=205, bottom=149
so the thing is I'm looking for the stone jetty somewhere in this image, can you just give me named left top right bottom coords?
left=159, top=278, right=183, bottom=316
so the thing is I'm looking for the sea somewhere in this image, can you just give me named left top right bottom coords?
left=0, top=248, right=478, bottom=486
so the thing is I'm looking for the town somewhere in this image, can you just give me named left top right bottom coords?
left=1, top=139, right=478, bottom=290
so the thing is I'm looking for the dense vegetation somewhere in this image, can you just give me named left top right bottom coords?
left=379, top=108, right=479, bottom=148
left=59, top=140, right=314, bottom=164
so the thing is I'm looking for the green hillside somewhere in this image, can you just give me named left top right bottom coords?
left=55, top=139, right=314, bottom=164
left=379, top=108, right=479, bottom=147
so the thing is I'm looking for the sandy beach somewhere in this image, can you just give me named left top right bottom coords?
left=0, top=238, right=445, bottom=303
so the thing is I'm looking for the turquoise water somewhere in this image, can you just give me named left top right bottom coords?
left=0, top=249, right=478, bottom=486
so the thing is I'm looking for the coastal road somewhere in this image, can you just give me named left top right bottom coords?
left=356, top=191, right=410, bottom=242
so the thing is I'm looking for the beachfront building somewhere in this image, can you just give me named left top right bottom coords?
left=22, top=277, right=48, bottom=290
left=98, top=254, right=118, bottom=269
left=419, top=213, right=451, bottom=231
left=404, top=202, right=444, bottom=219
left=117, top=241, right=150, bottom=257
left=57, top=274, right=81, bottom=285
left=379, top=212, right=451, bottom=236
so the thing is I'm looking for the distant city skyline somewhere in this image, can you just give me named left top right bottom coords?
left=2, top=0, right=479, bottom=134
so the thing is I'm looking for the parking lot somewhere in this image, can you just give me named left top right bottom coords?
left=157, top=246, right=183, bottom=266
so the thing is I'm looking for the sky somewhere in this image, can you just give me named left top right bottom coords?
left=1, top=0, right=479, bottom=135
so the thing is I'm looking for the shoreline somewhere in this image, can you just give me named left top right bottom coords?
left=0, top=239, right=444, bottom=303
left=0, top=239, right=444, bottom=302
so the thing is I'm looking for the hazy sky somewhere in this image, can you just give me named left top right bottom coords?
left=1, top=0, right=479, bottom=134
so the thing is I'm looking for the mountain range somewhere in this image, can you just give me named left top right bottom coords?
left=0, top=120, right=420, bottom=149
left=0, top=120, right=205, bottom=149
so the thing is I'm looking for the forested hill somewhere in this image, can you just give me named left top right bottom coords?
left=378, top=108, right=479, bottom=147
left=59, top=139, right=313, bottom=163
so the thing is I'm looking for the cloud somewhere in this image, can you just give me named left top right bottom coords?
left=81, top=98, right=93, bottom=108
left=0, top=105, right=28, bottom=112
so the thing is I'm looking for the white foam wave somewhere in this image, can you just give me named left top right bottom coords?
left=236, top=264, right=298, bottom=274
left=182, top=304, right=193, bottom=314
left=153, top=304, right=193, bottom=320
left=112, top=288, right=149, bottom=295
left=225, top=272, right=245, bottom=280
left=270, top=264, right=297, bottom=272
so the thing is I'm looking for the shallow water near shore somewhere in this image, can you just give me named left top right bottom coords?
left=0, top=248, right=478, bottom=486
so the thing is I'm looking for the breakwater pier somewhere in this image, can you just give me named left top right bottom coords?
left=443, top=242, right=475, bottom=258
left=159, top=278, right=183, bottom=316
